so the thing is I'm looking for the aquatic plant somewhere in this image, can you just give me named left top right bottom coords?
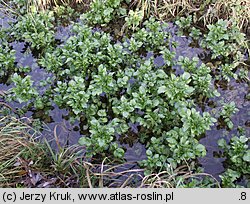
left=34, top=17, right=222, bottom=174
left=125, top=9, right=144, bottom=31
left=218, top=134, right=250, bottom=187
left=220, top=63, right=238, bottom=82
left=81, top=0, right=127, bottom=25
left=1, top=0, right=248, bottom=187
left=201, top=19, right=246, bottom=60
left=220, top=101, right=239, bottom=129
left=177, top=57, right=220, bottom=98
left=10, top=73, right=39, bottom=103
left=175, top=15, right=192, bottom=32
left=0, top=41, right=15, bottom=78
left=11, top=11, right=55, bottom=50
left=7, top=12, right=247, bottom=176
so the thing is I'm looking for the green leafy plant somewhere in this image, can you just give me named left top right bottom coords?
left=175, top=15, right=192, bottom=30
left=201, top=19, right=246, bottom=60
left=9, top=16, right=220, bottom=171
left=54, top=76, right=90, bottom=116
left=131, top=17, right=169, bottom=52
left=190, top=27, right=202, bottom=40
left=10, top=73, right=39, bottom=103
left=220, top=101, right=239, bottom=129
left=125, top=9, right=144, bottom=31
left=81, top=0, right=126, bottom=25
left=53, top=5, right=79, bottom=25
left=11, top=11, right=55, bottom=50
left=218, top=134, right=250, bottom=187
left=220, top=63, right=238, bottom=82
left=0, top=41, right=16, bottom=78
left=238, top=68, right=249, bottom=82
left=9, top=73, right=51, bottom=111
left=177, top=57, right=220, bottom=98
left=78, top=118, right=125, bottom=159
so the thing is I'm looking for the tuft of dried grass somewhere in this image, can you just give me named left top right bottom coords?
left=130, top=0, right=158, bottom=18
left=83, top=160, right=144, bottom=188
left=0, top=116, right=43, bottom=187
left=157, top=0, right=200, bottom=20
left=201, top=0, right=250, bottom=30
left=132, top=0, right=250, bottom=31
left=139, top=164, right=221, bottom=188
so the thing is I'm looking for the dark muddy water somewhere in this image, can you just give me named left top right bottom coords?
left=0, top=13, right=249, bottom=180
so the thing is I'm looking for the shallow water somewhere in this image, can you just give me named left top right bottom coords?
left=200, top=79, right=250, bottom=178
left=0, top=13, right=249, bottom=181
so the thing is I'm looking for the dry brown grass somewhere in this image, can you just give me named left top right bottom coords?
left=0, top=115, right=90, bottom=187
left=139, top=165, right=221, bottom=188
left=201, top=0, right=250, bottom=30
left=32, top=0, right=92, bottom=10
left=0, top=116, right=44, bottom=187
left=132, top=0, right=250, bottom=31
left=156, top=0, right=200, bottom=20
left=130, top=0, right=158, bottom=18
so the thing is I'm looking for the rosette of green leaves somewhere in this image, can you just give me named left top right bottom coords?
left=79, top=118, right=125, bottom=159
left=218, top=135, right=250, bottom=187
left=0, top=41, right=16, bottom=78
left=11, top=11, right=55, bottom=50
left=220, top=101, right=239, bottom=129
left=54, top=76, right=90, bottom=117
left=81, top=0, right=126, bottom=25
left=10, top=73, right=38, bottom=103
left=201, top=19, right=246, bottom=60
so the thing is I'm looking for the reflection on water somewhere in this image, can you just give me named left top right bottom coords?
left=199, top=79, right=250, bottom=178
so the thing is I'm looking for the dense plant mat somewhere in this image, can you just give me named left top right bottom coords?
left=0, top=0, right=249, bottom=187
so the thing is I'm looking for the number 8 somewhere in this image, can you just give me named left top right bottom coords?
left=241, top=192, right=246, bottom=200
